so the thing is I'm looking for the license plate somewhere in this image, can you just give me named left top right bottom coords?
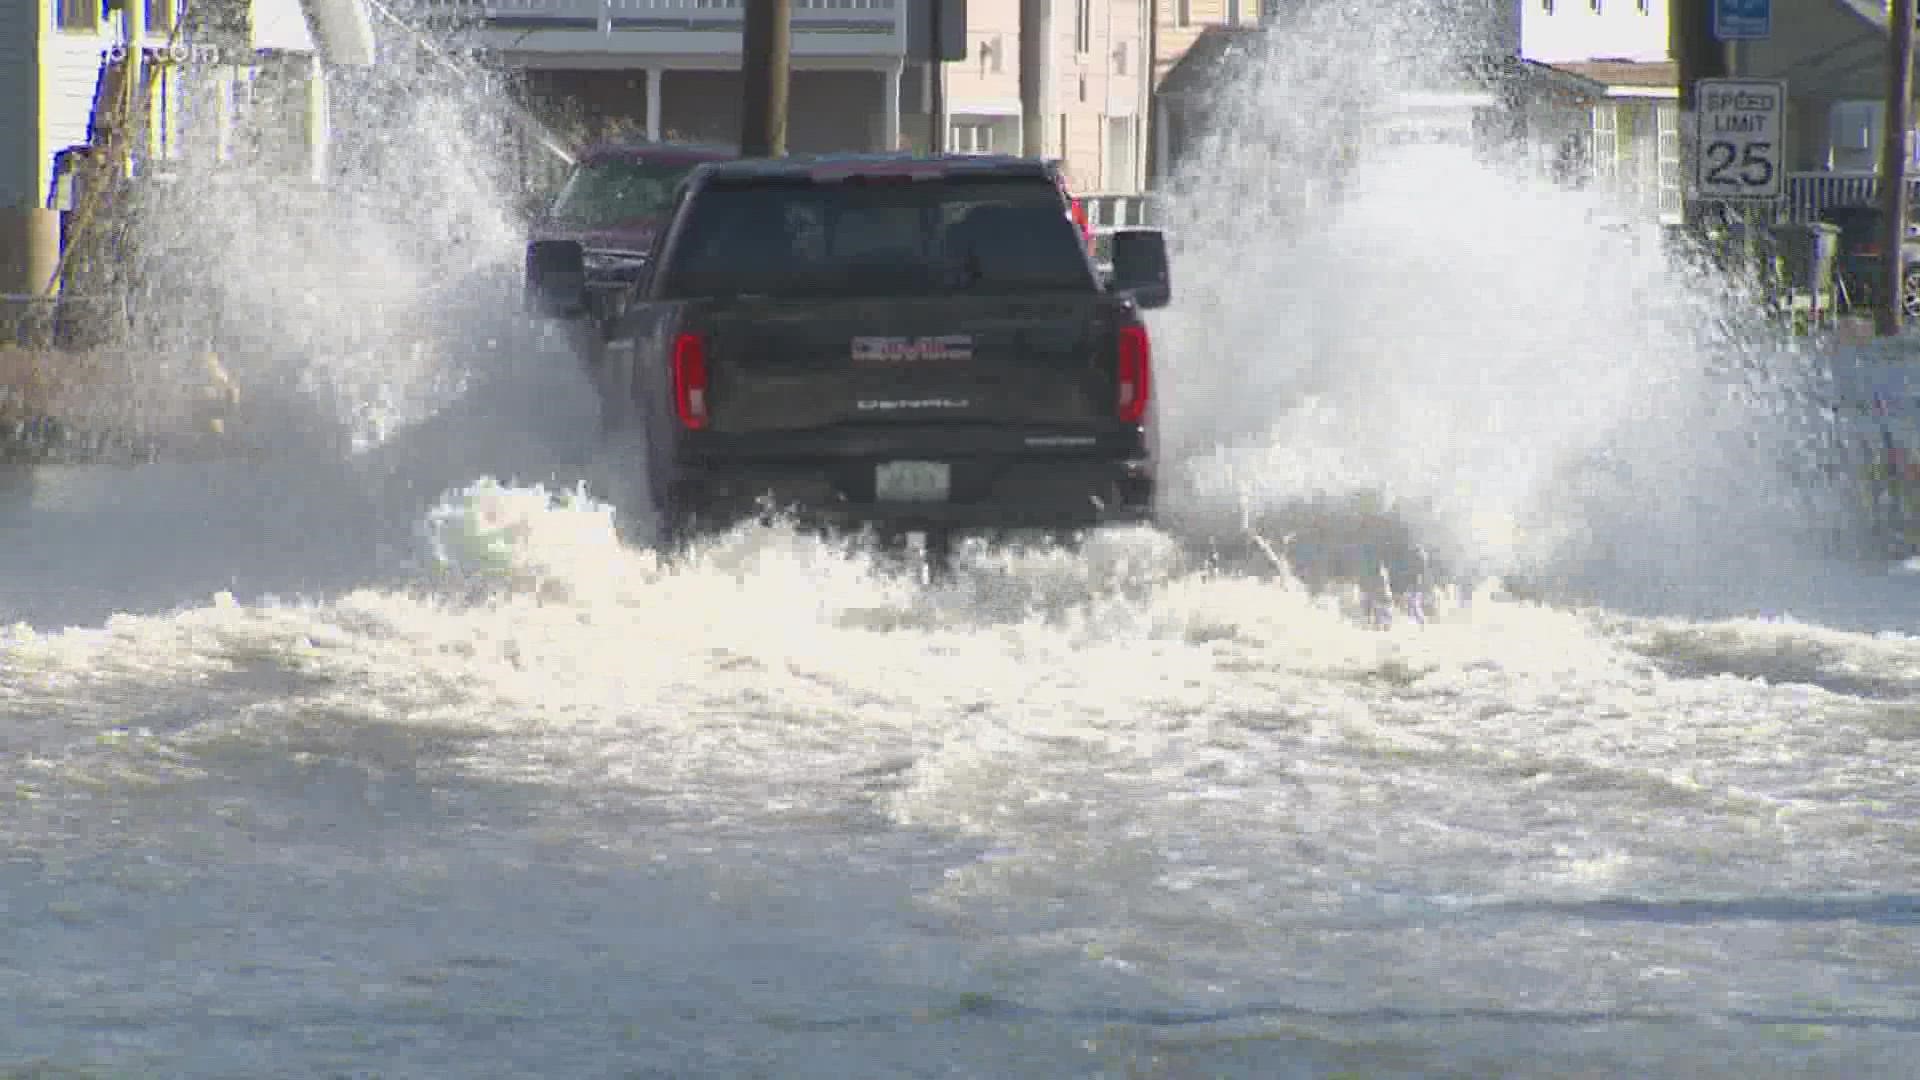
left=875, top=460, right=951, bottom=502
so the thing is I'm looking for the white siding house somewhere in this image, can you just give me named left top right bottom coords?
left=1520, top=0, right=1669, bottom=64
left=0, top=0, right=39, bottom=212
left=0, top=0, right=371, bottom=296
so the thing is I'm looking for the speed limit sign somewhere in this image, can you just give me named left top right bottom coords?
left=1694, top=78, right=1785, bottom=200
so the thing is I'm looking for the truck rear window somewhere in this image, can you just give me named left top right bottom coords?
left=662, top=175, right=1097, bottom=299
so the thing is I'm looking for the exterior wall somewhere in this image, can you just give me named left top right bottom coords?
left=522, top=66, right=889, bottom=152
left=1053, top=0, right=1144, bottom=189
left=40, top=0, right=119, bottom=205
left=250, top=0, right=317, bottom=50
left=1588, top=94, right=1681, bottom=220
left=656, top=70, right=887, bottom=152
left=1736, top=0, right=1888, bottom=172
left=1519, top=0, right=1668, bottom=63
left=946, top=0, right=1020, bottom=122
left=521, top=69, right=657, bottom=143
left=945, top=0, right=1147, bottom=191
left=1152, top=0, right=1257, bottom=86
left=474, top=0, right=907, bottom=64
left=0, top=0, right=40, bottom=209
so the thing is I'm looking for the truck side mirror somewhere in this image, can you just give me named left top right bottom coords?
left=525, top=239, right=588, bottom=318
left=1108, top=228, right=1171, bottom=310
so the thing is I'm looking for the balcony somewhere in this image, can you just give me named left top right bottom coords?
left=438, top=0, right=907, bottom=62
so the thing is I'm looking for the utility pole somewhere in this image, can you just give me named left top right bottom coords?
left=1880, top=0, right=1916, bottom=336
left=740, top=0, right=790, bottom=157
left=1019, top=0, right=1049, bottom=157
left=929, top=0, right=947, bottom=152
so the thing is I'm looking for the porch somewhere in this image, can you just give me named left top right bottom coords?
left=426, top=0, right=907, bottom=59
left=1781, top=171, right=1920, bottom=223
left=513, top=62, right=905, bottom=157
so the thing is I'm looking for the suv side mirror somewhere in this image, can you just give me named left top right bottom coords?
left=1108, top=228, right=1171, bottom=310
left=525, top=239, right=588, bottom=318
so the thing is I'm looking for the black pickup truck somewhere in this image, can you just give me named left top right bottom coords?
left=525, top=153, right=1172, bottom=565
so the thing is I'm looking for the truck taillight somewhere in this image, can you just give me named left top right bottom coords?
left=1117, top=323, right=1150, bottom=424
left=673, top=332, right=709, bottom=429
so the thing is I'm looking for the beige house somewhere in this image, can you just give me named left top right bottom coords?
left=940, top=0, right=1154, bottom=193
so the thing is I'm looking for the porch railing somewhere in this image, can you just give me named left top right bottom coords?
left=1782, top=171, right=1920, bottom=222
left=424, top=0, right=899, bottom=29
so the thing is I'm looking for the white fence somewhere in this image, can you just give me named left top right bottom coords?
left=1782, top=171, right=1920, bottom=222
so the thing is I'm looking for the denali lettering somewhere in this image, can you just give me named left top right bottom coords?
left=851, top=335, right=974, bottom=364
left=855, top=398, right=971, bottom=411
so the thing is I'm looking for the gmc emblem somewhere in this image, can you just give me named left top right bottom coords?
left=851, top=335, right=973, bottom=364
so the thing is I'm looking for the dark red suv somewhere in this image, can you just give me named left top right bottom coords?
left=525, top=140, right=738, bottom=313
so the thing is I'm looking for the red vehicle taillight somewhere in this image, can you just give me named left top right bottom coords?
left=1071, top=198, right=1095, bottom=256
left=672, top=332, right=709, bottom=429
left=1117, top=323, right=1150, bottom=424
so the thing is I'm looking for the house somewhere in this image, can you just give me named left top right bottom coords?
left=1538, top=59, right=1681, bottom=221
left=462, top=0, right=914, bottom=157
left=1149, top=2, right=1681, bottom=220
left=938, top=0, right=1151, bottom=192
left=469, top=0, right=1156, bottom=196
left=1728, top=0, right=1920, bottom=219
left=0, top=0, right=366, bottom=297
left=1504, top=0, right=1679, bottom=219
left=1514, top=0, right=1670, bottom=64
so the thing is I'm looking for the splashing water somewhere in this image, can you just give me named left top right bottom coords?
left=12, top=7, right=1920, bottom=1075
left=80, top=23, right=542, bottom=460
left=1147, top=5, right=1857, bottom=616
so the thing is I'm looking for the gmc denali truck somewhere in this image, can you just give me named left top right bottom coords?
left=525, top=153, right=1173, bottom=568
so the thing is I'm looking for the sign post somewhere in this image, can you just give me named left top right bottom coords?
left=1878, top=0, right=1915, bottom=336
left=1693, top=77, right=1785, bottom=203
left=1712, top=0, right=1770, bottom=41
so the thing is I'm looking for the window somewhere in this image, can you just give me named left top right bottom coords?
left=1075, top=0, right=1091, bottom=54
left=663, top=176, right=1096, bottom=300
left=1175, top=0, right=1190, bottom=29
left=1590, top=104, right=1618, bottom=186
left=1656, top=101, right=1681, bottom=217
left=950, top=122, right=995, bottom=154
left=145, top=0, right=175, bottom=33
left=56, top=0, right=98, bottom=31
left=548, top=157, right=705, bottom=230
left=979, top=34, right=1003, bottom=74
left=1107, top=117, right=1135, bottom=190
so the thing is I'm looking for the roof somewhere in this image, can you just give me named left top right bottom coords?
left=578, top=140, right=740, bottom=164
left=692, top=153, right=1057, bottom=182
left=1474, top=55, right=1608, bottom=99
left=1544, top=60, right=1679, bottom=96
left=1157, top=27, right=1266, bottom=99
left=1156, top=26, right=1622, bottom=104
